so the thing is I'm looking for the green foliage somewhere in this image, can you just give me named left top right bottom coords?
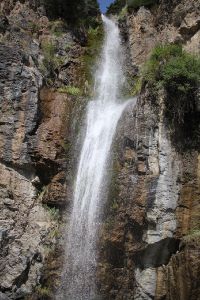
left=183, top=229, right=200, bottom=243
left=41, top=41, right=56, bottom=58
left=37, top=185, right=47, bottom=199
left=60, top=140, right=71, bottom=152
left=122, top=73, right=142, bottom=97
left=40, top=40, right=56, bottom=76
left=42, top=0, right=100, bottom=26
left=87, top=0, right=100, bottom=16
left=127, top=0, right=156, bottom=9
left=104, top=217, right=115, bottom=230
left=106, top=0, right=156, bottom=14
left=143, top=44, right=183, bottom=85
left=36, top=286, right=52, bottom=297
left=44, top=205, right=60, bottom=221
left=107, top=0, right=126, bottom=15
left=48, top=20, right=65, bottom=37
left=143, top=44, right=200, bottom=94
left=81, top=25, right=104, bottom=89
left=58, top=86, right=82, bottom=96
left=40, top=40, right=65, bottom=79
left=28, top=21, right=40, bottom=34
left=162, top=55, right=200, bottom=93
left=143, top=43, right=200, bottom=126
left=110, top=200, right=119, bottom=211
left=118, top=5, right=128, bottom=20
left=128, top=76, right=142, bottom=96
left=86, top=25, right=104, bottom=58
left=49, top=228, right=60, bottom=239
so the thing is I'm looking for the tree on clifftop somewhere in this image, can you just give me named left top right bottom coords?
left=42, top=0, right=100, bottom=24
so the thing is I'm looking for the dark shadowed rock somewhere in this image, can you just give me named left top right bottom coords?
left=0, top=16, right=9, bottom=33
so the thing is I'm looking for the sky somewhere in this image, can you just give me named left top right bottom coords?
left=98, top=0, right=115, bottom=13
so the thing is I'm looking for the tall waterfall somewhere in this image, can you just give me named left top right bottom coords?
left=60, top=16, right=129, bottom=299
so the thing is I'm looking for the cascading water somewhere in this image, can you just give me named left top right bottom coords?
left=59, top=15, right=130, bottom=300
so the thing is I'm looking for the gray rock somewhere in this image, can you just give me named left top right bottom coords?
left=0, top=292, right=10, bottom=300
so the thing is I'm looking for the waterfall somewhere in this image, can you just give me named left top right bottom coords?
left=59, top=16, right=129, bottom=300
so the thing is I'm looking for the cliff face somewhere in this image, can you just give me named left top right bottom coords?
left=0, top=0, right=200, bottom=299
left=98, top=90, right=200, bottom=299
left=98, top=0, right=200, bottom=299
left=127, top=0, right=200, bottom=67
left=0, top=1, right=87, bottom=298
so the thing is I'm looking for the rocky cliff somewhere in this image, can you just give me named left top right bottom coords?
left=97, top=0, right=200, bottom=299
left=126, top=0, right=200, bottom=66
left=0, top=0, right=99, bottom=298
left=0, top=0, right=200, bottom=299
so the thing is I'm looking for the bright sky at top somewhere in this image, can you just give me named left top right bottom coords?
left=98, top=0, right=115, bottom=13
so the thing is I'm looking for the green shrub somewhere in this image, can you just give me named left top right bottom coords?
left=28, top=21, right=40, bottom=34
left=104, top=217, right=115, bottom=230
left=60, top=140, right=71, bottom=152
left=81, top=25, right=104, bottom=89
left=162, top=55, right=200, bottom=93
left=143, top=43, right=200, bottom=126
left=49, top=228, right=60, bottom=239
left=41, top=41, right=56, bottom=59
left=36, top=286, right=51, bottom=297
left=58, top=86, right=82, bottom=96
left=143, top=44, right=200, bottom=94
left=40, top=41, right=56, bottom=75
left=40, top=40, right=65, bottom=79
left=143, top=44, right=183, bottom=84
left=107, top=0, right=126, bottom=15
left=118, top=5, right=128, bottom=20
left=48, top=20, right=65, bottom=37
left=44, top=205, right=60, bottom=221
left=183, top=230, right=200, bottom=243
left=122, top=75, right=142, bottom=97
left=130, top=76, right=142, bottom=96
left=43, top=0, right=100, bottom=26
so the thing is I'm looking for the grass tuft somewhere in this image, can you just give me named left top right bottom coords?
left=58, top=85, right=82, bottom=96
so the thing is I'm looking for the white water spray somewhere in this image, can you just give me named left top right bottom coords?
left=60, top=16, right=130, bottom=299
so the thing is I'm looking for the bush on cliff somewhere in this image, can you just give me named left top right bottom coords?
left=107, top=0, right=156, bottom=15
left=81, top=25, right=104, bottom=88
left=42, top=0, right=100, bottom=26
left=162, top=54, right=200, bottom=94
left=106, top=0, right=126, bottom=15
left=143, top=43, right=200, bottom=128
left=143, top=44, right=183, bottom=84
left=143, top=44, right=200, bottom=96
left=40, top=41, right=63, bottom=77
left=58, top=86, right=82, bottom=96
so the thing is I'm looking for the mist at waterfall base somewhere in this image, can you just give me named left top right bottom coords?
left=58, top=16, right=135, bottom=299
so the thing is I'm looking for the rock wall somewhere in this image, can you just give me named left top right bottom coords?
left=126, top=0, right=200, bottom=68
left=0, top=0, right=200, bottom=299
left=98, top=87, right=200, bottom=300
left=0, top=1, right=86, bottom=298
left=97, top=0, right=200, bottom=299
